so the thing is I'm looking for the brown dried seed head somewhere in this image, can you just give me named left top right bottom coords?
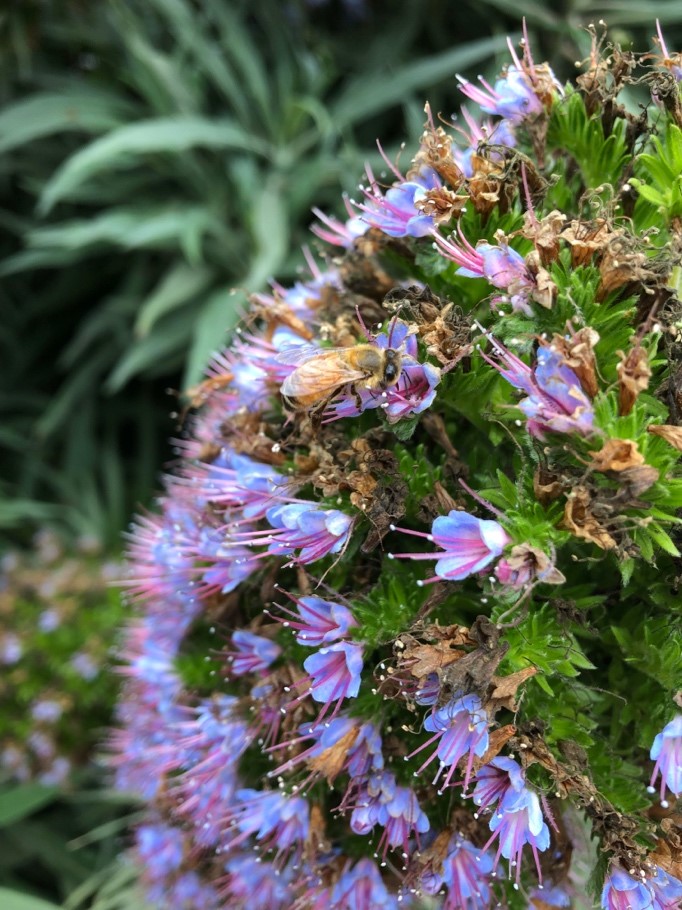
left=561, top=219, right=617, bottom=268
left=521, top=209, right=566, bottom=265
left=617, top=345, right=651, bottom=416
left=414, top=186, right=467, bottom=224
left=562, top=487, right=617, bottom=550
left=589, top=438, right=645, bottom=472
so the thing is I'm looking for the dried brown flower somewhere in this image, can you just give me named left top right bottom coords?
left=617, top=345, right=651, bottom=415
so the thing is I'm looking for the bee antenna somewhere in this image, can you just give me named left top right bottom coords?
left=355, top=306, right=374, bottom=342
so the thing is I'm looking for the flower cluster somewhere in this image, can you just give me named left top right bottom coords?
left=112, top=22, right=682, bottom=910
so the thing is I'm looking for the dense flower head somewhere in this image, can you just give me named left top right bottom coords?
left=111, top=21, right=682, bottom=910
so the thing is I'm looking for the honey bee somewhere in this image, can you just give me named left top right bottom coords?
left=278, top=343, right=402, bottom=413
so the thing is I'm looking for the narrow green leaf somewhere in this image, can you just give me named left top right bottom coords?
left=38, top=118, right=270, bottom=214
left=0, top=889, right=62, bottom=910
left=331, top=35, right=513, bottom=129
left=0, top=784, right=58, bottom=827
left=0, top=90, right=138, bottom=154
left=135, top=264, right=213, bottom=336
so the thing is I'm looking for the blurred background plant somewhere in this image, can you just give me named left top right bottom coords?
left=1, top=0, right=681, bottom=908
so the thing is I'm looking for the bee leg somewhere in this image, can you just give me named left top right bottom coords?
left=350, top=383, right=362, bottom=412
left=309, top=394, right=333, bottom=434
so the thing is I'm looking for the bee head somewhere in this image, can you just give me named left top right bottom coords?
left=382, top=348, right=402, bottom=386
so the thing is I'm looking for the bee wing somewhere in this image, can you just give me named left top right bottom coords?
left=274, top=343, right=322, bottom=366
left=280, top=351, right=368, bottom=399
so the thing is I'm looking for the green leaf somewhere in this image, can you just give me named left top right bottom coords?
left=135, top=264, right=214, bottom=336
left=38, top=117, right=270, bottom=214
left=0, top=784, right=59, bottom=827
left=331, top=34, right=513, bottom=129
left=0, top=89, right=138, bottom=154
left=0, top=889, right=62, bottom=910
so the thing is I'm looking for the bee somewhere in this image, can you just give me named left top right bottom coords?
left=278, top=343, right=402, bottom=415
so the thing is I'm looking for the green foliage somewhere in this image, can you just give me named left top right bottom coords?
left=631, top=121, right=682, bottom=223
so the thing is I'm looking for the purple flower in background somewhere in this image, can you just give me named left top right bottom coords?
left=267, top=592, right=357, bottom=646
left=479, top=332, right=595, bottom=438
left=647, top=715, right=682, bottom=807
left=31, top=699, right=63, bottom=723
left=389, top=510, right=509, bottom=585
left=407, top=693, right=489, bottom=792
left=226, top=630, right=281, bottom=677
left=330, top=858, right=400, bottom=910
left=529, top=883, right=572, bottom=907
left=223, top=854, right=294, bottom=910
left=601, top=867, right=654, bottom=910
left=0, top=633, right=22, bottom=664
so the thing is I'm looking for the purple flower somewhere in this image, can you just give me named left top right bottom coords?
left=656, top=20, right=682, bottom=82
left=474, top=757, right=550, bottom=885
left=419, top=834, right=493, bottom=909
left=601, top=867, right=654, bottom=910
left=648, top=715, right=682, bottom=807
left=356, top=164, right=442, bottom=238
left=479, top=332, right=595, bottom=438
left=264, top=502, right=353, bottom=564
left=226, top=630, right=281, bottom=677
left=302, top=640, right=364, bottom=721
left=268, top=714, right=383, bottom=784
left=472, top=755, right=526, bottom=811
left=389, top=510, right=510, bottom=585
left=407, top=693, right=489, bottom=792
left=311, top=195, right=369, bottom=247
left=650, top=865, right=682, bottom=909
left=223, top=854, right=294, bottom=910
left=433, top=228, right=536, bottom=315
left=227, top=788, right=310, bottom=857
left=330, top=858, right=400, bottom=910
left=456, top=29, right=561, bottom=125
left=268, top=592, right=357, bottom=646
left=351, top=771, right=430, bottom=857
left=190, top=448, right=284, bottom=519
left=458, top=66, right=544, bottom=123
